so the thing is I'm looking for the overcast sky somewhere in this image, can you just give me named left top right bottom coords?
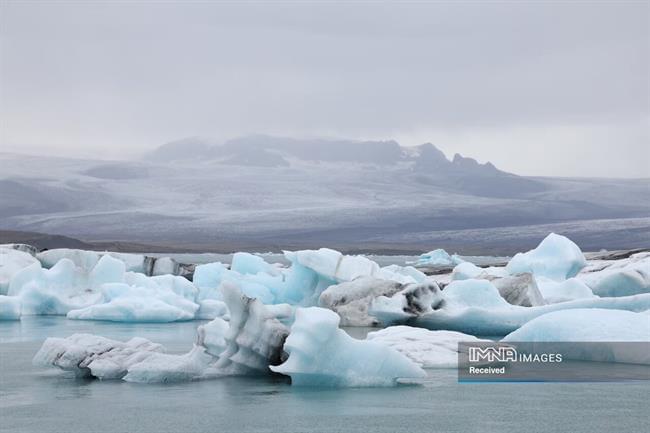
left=1, top=1, right=648, bottom=177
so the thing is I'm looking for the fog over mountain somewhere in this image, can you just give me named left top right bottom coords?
left=1, top=136, right=648, bottom=254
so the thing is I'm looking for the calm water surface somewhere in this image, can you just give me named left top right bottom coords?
left=1, top=317, right=648, bottom=433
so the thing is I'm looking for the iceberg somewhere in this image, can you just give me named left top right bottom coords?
left=270, top=307, right=426, bottom=386
left=0, top=247, right=39, bottom=295
left=502, top=309, right=650, bottom=364
left=66, top=283, right=198, bottom=322
left=190, top=248, right=424, bottom=308
left=506, top=233, right=587, bottom=281
left=535, top=277, right=596, bottom=304
left=0, top=295, right=21, bottom=320
left=578, top=252, right=650, bottom=297
left=34, top=283, right=292, bottom=382
left=409, top=249, right=464, bottom=268
left=7, top=254, right=204, bottom=322
left=9, top=259, right=100, bottom=315
left=33, top=333, right=165, bottom=379
left=366, top=326, right=489, bottom=368
left=371, top=278, right=650, bottom=335
left=485, top=273, right=545, bottom=307
left=503, top=309, right=650, bottom=342
left=318, top=277, right=404, bottom=326
left=369, top=281, right=443, bottom=326
left=451, top=261, right=508, bottom=281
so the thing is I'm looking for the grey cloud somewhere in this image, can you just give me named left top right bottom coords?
left=0, top=1, right=647, bottom=177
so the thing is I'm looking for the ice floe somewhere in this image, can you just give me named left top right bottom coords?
left=408, top=249, right=464, bottom=268
left=366, top=326, right=489, bottom=368
left=270, top=307, right=426, bottom=386
left=506, top=233, right=587, bottom=281
left=371, top=278, right=650, bottom=335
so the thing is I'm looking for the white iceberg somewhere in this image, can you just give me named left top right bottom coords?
left=371, top=278, right=650, bottom=335
left=451, top=261, right=508, bottom=281
left=66, top=283, right=198, bottom=322
left=366, top=326, right=489, bottom=368
left=578, top=252, right=650, bottom=297
left=33, top=333, right=165, bottom=379
left=502, top=309, right=650, bottom=364
left=0, top=247, right=39, bottom=295
left=536, top=277, right=596, bottom=304
left=409, top=249, right=464, bottom=268
left=503, top=308, right=650, bottom=342
left=506, top=233, right=587, bottom=281
left=0, top=295, right=21, bottom=320
left=270, top=307, right=426, bottom=386
left=9, top=259, right=100, bottom=315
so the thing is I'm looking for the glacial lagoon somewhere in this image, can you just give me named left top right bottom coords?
left=1, top=317, right=648, bottom=433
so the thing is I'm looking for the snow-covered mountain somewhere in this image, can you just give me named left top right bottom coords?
left=1, top=135, right=648, bottom=253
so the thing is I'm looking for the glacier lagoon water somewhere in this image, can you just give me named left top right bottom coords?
left=1, top=318, right=648, bottom=433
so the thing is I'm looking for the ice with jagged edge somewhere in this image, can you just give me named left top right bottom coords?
left=408, top=248, right=464, bottom=268
left=34, top=282, right=291, bottom=382
left=370, top=278, right=650, bottom=335
left=270, top=307, right=425, bottom=386
left=191, top=248, right=426, bottom=307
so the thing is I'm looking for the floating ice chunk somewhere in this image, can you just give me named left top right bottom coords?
left=451, top=262, right=508, bottom=281
left=231, top=252, right=280, bottom=276
left=9, top=259, right=99, bottom=315
left=369, top=281, right=443, bottom=325
left=196, top=299, right=229, bottom=320
left=89, top=254, right=126, bottom=288
left=503, top=309, right=650, bottom=342
left=489, top=273, right=546, bottom=307
left=33, top=333, right=164, bottom=379
left=318, top=277, right=404, bottom=326
left=271, top=307, right=425, bottom=386
left=286, top=248, right=380, bottom=282
left=123, top=346, right=221, bottom=383
left=502, top=309, right=650, bottom=364
left=196, top=317, right=230, bottom=356
left=536, top=277, right=596, bottom=303
left=506, top=233, right=587, bottom=281
left=193, top=262, right=228, bottom=299
left=214, top=282, right=291, bottom=374
left=0, top=247, right=39, bottom=295
left=371, top=278, right=650, bottom=335
left=367, top=326, right=489, bottom=368
left=578, top=254, right=650, bottom=297
left=36, top=248, right=184, bottom=276
left=0, top=295, right=21, bottom=320
left=409, top=249, right=464, bottom=268
left=151, top=257, right=178, bottom=276
left=66, top=283, right=198, bottom=322
left=376, top=264, right=427, bottom=284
